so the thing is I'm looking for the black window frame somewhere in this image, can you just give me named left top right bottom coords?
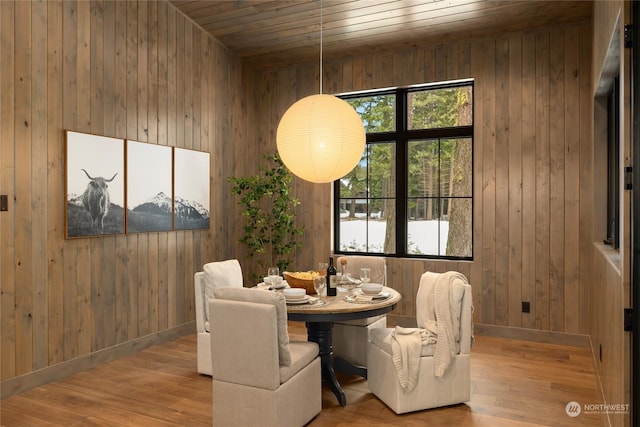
left=605, top=77, right=620, bottom=249
left=333, top=79, right=474, bottom=260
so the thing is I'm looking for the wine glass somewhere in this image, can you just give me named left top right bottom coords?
left=359, top=267, right=371, bottom=284
left=313, top=276, right=326, bottom=297
left=317, top=262, right=328, bottom=276
left=267, top=266, right=279, bottom=285
left=267, top=266, right=279, bottom=277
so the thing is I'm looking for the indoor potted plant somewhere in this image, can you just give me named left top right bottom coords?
left=228, top=153, right=302, bottom=282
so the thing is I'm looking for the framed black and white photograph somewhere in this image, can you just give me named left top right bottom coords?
left=65, top=131, right=125, bottom=238
left=173, top=147, right=210, bottom=230
left=126, top=140, right=173, bottom=233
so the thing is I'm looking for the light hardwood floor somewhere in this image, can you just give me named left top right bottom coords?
left=0, top=322, right=605, bottom=426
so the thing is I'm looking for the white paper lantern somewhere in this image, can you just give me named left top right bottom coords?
left=276, top=94, right=366, bottom=184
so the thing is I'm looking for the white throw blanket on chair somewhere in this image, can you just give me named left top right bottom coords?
left=390, top=326, right=436, bottom=392
left=391, top=271, right=469, bottom=392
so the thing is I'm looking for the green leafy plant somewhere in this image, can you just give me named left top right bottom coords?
left=228, top=154, right=302, bottom=281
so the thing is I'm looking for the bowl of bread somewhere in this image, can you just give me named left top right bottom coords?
left=283, top=271, right=321, bottom=294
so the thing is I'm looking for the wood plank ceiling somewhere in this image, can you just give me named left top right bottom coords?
left=170, top=0, right=592, bottom=68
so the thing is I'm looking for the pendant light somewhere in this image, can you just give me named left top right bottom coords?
left=276, top=0, right=365, bottom=184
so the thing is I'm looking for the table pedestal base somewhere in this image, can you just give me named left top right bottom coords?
left=305, top=321, right=346, bottom=406
left=334, top=356, right=367, bottom=379
left=290, top=293, right=399, bottom=406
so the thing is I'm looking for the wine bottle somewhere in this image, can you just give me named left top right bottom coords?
left=327, top=256, right=337, bottom=296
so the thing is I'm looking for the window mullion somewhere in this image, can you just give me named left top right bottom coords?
left=396, top=89, right=408, bottom=255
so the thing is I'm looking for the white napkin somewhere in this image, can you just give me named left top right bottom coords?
left=285, top=296, right=319, bottom=305
left=355, top=294, right=374, bottom=302
left=344, top=293, right=374, bottom=303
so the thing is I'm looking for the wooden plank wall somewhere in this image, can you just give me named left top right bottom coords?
left=238, top=21, right=593, bottom=335
left=591, top=246, right=626, bottom=427
left=1, top=0, right=616, bottom=406
left=591, top=2, right=630, bottom=427
left=0, top=0, right=238, bottom=385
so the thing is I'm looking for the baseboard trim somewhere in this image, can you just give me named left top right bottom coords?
left=473, top=323, right=591, bottom=347
left=386, top=314, right=590, bottom=348
left=0, top=321, right=195, bottom=400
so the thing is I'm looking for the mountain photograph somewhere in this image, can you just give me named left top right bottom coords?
left=126, top=141, right=173, bottom=233
left=125, top=191, right=210, bottom=232
left=174, top=195, right=210, bottom=230
left=174, top=147, right=210, bottom=231
left=127, top=191, right=173, bottom=233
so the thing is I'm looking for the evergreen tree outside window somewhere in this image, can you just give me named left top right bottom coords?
left=334, top=80, right=474, bottom=259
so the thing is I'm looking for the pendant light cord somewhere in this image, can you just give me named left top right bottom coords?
left=319, top=0, right=323, bottom=95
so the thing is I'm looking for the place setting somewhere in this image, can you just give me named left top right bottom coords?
left=283, top=278, right=328, bottom=308
left=255, top=266, right=291, bottom=291
left=344, top=282, right=390, bottom=304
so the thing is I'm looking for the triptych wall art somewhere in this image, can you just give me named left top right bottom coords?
left=64, top=130, right=210, bottom=239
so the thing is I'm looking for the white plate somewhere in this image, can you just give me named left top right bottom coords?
left=356, top=290, right=389, bottom=299
left=256, top=281, right=290, bottom=290
left=371, top=291, right=390, bottom=299
left=286, top=295, right=312, bottom=304
left=344, top=291, right=390, bottom=304
left=272, top=280, right=288, bottom=289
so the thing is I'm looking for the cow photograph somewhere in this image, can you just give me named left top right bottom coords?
left=65, top=131, right=125, bottom=238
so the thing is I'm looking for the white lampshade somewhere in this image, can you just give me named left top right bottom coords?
left=276, top=94, right=366, bottom=184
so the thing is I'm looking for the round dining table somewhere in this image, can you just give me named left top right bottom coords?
left=286, top=287, right=401, bottom=406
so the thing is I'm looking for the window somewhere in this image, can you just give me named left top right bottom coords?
left=334, top=80, right=474, bottom=259
left=605, top=77, right=620, bottom=249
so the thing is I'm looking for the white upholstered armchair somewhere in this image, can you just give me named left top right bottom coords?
left=194, top=259, right=243, bottom=375
left=209, top=287, right=321, bottom=427
left=367, top=271, right=473, bottom=414
left=332, top=255, right=387, bottom=369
